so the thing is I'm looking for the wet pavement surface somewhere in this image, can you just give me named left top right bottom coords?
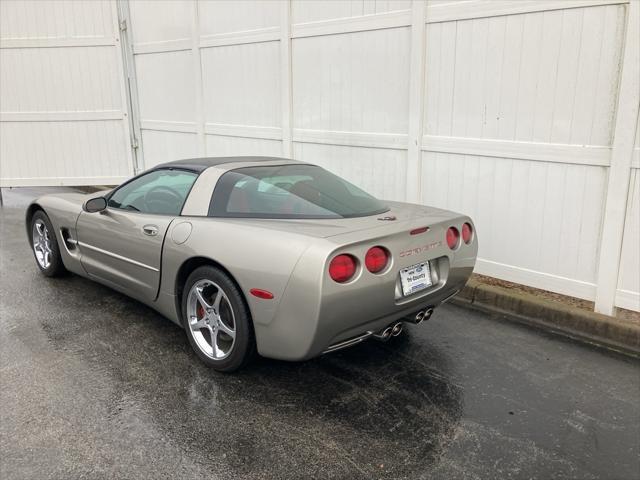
left=1, top=188, right=639, bottom=480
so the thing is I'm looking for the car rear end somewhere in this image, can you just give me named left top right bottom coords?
left=255, top=203, right=477, bottom=360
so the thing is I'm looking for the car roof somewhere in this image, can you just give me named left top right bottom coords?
left=152, top=156, right=302, bottom=173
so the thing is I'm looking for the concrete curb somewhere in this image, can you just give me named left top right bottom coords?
left=450, top=279, right=640, bottom=357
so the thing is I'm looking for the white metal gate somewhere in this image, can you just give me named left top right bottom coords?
left=0, top=0, right=135, bottom=187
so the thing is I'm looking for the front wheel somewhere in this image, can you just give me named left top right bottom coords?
left=182, top=266, right=256, bottom=372
left=30, top=210, right=66, bottom=277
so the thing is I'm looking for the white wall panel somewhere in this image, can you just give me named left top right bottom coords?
left=292, top=0, right=411, bottom=24
left=135, top=51, right=196, bottom=123
left=617, top=168, right=640, bottom=311
left=128, top=0, right=200, bottom=168
left=129, top=0, right=283, bottom=168
left=0, top=0, right=114, bottom=40
left=428, top=0, right=467, bottom=4
left=141, top=130, right=198, bottom=168
left=0, top=47, right=122, bottom=112
left=421, top=152, right=607, bottom=298
left=128, top=0, right=192, bottom=45
left=0, top=0, right=133, bottom=187
left=616, top=115, right=640, bottom=311
left=199, top=0, right=280, bottom=36
left=293, top=142, right=407, bottom=201
left=1, top=121, right=129, bottom=185
left=206, top=135, right=282, bottom=157
left=420, top=1, right=634, bottom=307
left=201, top=42, right=281, bottom=127
left=292, top=27, right=410, bottom=134
left=424, top=4, right=625, bottom=146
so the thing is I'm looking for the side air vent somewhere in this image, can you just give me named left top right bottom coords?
left=60, top=228, right=78, bottom=251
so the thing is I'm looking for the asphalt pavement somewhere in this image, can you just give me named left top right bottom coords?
left=1, top=188, right=639, bottom=480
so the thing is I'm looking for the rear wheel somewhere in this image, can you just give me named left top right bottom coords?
left=182, top=266, right=255, bottom=372
left=30, top=210, right=66, bottom=277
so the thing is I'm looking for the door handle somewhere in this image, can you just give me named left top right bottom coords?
left=142, top=225, right=158, bottom=236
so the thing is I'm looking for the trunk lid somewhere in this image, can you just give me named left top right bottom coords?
left=220, top=201, right=461, bottom=239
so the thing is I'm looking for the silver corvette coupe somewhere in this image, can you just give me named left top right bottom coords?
left=27, top=157, right=477, bottom=371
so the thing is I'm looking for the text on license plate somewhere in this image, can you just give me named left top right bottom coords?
left=400, top=261, right=432, bottom=296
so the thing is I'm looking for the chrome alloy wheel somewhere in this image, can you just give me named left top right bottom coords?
left=32, top=219, right=52, bottom=269
left=186, top=279, right=236, bottom=360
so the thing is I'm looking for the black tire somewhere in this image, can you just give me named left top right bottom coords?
left=181, top=265, right=256, bottom=372
left=30, top=210, right=67, bottom=277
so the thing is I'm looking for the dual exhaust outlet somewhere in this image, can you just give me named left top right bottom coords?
left=372, top=307, right=434, bottom=342
left=410, top=307, right=434, bottom=325
left=372, top=322, right=404, bottom=341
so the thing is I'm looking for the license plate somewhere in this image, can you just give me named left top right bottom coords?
left=400, top=262, right=432, bottom=296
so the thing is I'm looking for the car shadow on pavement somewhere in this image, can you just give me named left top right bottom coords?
left=32, top=272, right=463, bottom=479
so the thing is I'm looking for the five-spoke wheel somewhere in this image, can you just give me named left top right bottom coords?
left=186, top=279, right=237, bottom=360
left=29, top=210, right=66, bottom=277
left=32, top=218, right=53, bottom=269
left=182, top=266, right=255, bottom=372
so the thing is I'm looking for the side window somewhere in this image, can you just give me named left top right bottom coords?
left=108, top=169, right=197, bottom=215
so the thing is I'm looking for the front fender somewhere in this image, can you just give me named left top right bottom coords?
left=25, top=193, right=89, bottom=276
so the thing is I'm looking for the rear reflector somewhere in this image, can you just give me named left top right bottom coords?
left=410, top=226, right=430, bottom=235
left=446, top=227, right=460, bottom=250
left=329, top=254, right=357, bottom=283
left=365, top=246, right=389, bottom=273
left=462, top=222, right=473, bottom=244
left=250, top=288, right=274, bottom=299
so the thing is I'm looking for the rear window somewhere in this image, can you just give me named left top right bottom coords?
left=208, top=164, right=389, bottom=219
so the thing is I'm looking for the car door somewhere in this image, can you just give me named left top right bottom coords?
left=76, top=168, right=198, bottom=302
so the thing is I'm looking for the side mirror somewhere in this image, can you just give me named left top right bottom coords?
left=83, top=196, right=107, bottom=213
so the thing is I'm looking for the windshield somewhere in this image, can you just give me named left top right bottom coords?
left=208, top=164, right=389, bottom=219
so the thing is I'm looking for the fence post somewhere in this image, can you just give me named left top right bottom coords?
left=406, top=0, right=427, bottom=204
left=280, top=0, right=293, bottom=159
left=595, top=1, right=640, bottom=315
left=191, top=1, right=206, bottom=156
left=116, top=0, right=144, bottom=173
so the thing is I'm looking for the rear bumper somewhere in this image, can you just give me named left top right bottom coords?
left=319, top=265, right=472, bottom=354
left=252, top=210, right=478, bottom=361
left=254, top=260, right=474, bottom=361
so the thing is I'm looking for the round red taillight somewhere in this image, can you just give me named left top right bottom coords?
left=365, top=246, right=389, bottom=273
left=329, top=254, right=357, bottom=283
left=462, top=223, right=473, bottom=244
left=446, top=227, right=460, bottom=250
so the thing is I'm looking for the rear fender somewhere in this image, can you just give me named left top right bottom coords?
left=158, top=217, right=314, bottom=330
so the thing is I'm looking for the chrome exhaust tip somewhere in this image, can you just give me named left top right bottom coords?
left=373, top=326, right=393, bottom=342
left=424, top=307, right=434, bottom=321
left=391, top=322, right=403, bottom=336
left=405, top=307, right=435, bottom=325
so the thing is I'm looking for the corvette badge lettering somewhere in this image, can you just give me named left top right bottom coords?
left=399, top=241, right=442, bottom=257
